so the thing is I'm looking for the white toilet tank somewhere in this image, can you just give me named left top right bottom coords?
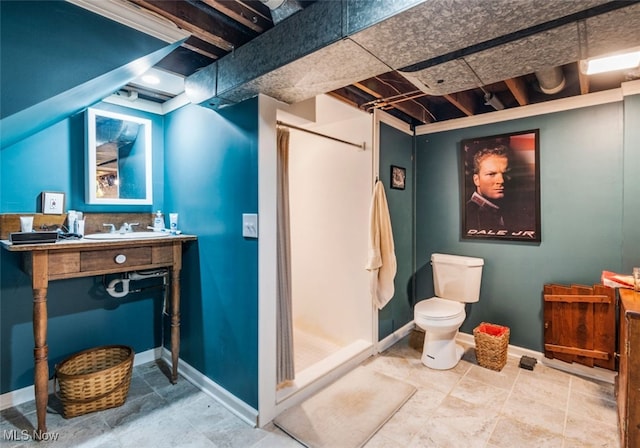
left=431, top=253, right=484, bottom=303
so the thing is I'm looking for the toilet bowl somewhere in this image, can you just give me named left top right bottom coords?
left=415, top=298, right=466, bottom=369
left=414, top=253, right=484, bottom=370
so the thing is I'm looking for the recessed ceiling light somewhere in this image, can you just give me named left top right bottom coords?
left=131, top=68, right=185, bottom=96
left=583, top=50, right=640, bottom=75
left=141, top=74, right=160, bottom=85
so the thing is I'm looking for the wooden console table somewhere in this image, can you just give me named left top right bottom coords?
left=1, top=234, right=196, bottom=439
left=618, top=288, right=640, bottom=448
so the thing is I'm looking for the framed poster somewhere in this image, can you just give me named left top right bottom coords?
left=460, top=129, right=540, bottom=242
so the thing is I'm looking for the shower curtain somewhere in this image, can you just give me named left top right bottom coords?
left=277, top=127, right=295, bottom=384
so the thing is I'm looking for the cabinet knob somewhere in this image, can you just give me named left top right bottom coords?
left=114, top=254, right=127, bottom=264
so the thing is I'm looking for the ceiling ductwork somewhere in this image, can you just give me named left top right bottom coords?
left=185, top=0, right=640, bottom=111
left=261, top=0, right=285, bottom=8
left=261, top=0, right=304, bottom=24
left=535, top=67, right=566, bottom=95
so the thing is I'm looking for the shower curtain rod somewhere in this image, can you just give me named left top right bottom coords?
left=276, top=120, right=365, bottom=151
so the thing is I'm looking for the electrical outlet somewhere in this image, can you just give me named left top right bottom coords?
left=242, top=213, right=258, bottom=238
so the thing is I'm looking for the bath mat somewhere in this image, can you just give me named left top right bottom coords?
left=274, top=366, right=416, bottom=448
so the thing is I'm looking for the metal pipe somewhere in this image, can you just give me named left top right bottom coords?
left=535, top=66, right=566, bottom=94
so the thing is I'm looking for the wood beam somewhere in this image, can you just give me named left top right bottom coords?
left=237, top=0, right=273, bottom=22
left=326, top=91, right=360, bottom=109
left=353, top=82, right=382, bottom=99
left=504, top=77, right=529, bottom=106
left=443, top=91, right=476, bottom=116
left=181, top=36, right=227, bottom=60
left=577, top=62, right=590, bottom=95
left=201, top=0, right=272, bottom=33
left=130, top=0, right=254, bottom=52
left=177, top=42, right=215, bottom=59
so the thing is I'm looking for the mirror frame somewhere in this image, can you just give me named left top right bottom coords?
left=85, top=108, right=153, bottom=205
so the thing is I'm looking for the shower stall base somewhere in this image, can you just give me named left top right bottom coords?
left=277, top=336, right=372, bottom=404
left=294, top=327, right=343, bottom=373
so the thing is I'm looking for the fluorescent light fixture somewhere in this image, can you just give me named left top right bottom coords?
left=583, top=49, right=640, bottom=75
left=67, top=0, right=190, bottom=43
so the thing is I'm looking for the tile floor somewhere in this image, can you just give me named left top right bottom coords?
left=0, top=335, right=619, bottom=447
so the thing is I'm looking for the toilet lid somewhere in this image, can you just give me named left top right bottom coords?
left=415, top=297, right=464, bottom=319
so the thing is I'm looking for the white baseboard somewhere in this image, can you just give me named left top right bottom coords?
left=158, top=348, right=259, bottom=427
left=540, top=357, right=616, bottom=384
left=377, top=321, right=416, bottom=353
left=456, top=331, right=543, bottom=360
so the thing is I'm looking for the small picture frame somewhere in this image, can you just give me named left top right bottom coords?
left=390, top=165, right=406, bottom=190
left=42, top=191, right=65, bottom=215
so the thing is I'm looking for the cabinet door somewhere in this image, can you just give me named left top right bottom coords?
left=543, top=284, right=616, bottom=370
left=620, top=307, right=640, bottom=448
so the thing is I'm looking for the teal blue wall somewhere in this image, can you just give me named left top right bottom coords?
left=0, top=0, right=175, bottom=149
left=163, top=101, right=259, bottom=408
left=0, top=104, right=165, bottom=394
left=0, top=1, right=164, bottom=119
left=378, top=123, right=415, bottom=339
left=414, top=100, right=639, bottom=351
left=0, top=103, right=165, bottom=214
left=622, top=94, right=640, bottom=269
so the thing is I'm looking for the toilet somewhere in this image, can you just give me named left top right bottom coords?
left=414, top=253, right=484, bottom=370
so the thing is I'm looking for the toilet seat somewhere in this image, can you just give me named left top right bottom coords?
left=415, top=297, right=464, bottom=320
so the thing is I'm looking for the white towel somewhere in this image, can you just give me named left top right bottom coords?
left=365, top=180, right=397, bottom=309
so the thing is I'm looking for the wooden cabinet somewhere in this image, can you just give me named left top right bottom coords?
left=543, top=284, right=616, bottom=370
left=618, top=288, right=640, bottom=448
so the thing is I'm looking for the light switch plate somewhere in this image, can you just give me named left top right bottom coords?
left=242, top=213, right=258, bottom=238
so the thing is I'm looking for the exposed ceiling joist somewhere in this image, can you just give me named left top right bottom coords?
left=201, top=0, right=272, bottom=33
left=129, top=0, right=255, bottom=52
left=577, top=63, right=591, bottom=95
left=443, top=91, right=477, bottom=117
left=504, top=77, right=529, bottom=106
left=181, top=36, right=225, bottom=60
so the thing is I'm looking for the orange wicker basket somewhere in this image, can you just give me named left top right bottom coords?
left=54, top=345, right=134, bottom=418
left=473, top=323, right=510, bottom=371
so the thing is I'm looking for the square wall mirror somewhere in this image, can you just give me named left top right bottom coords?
left=86, top=108, right=153, bottom=205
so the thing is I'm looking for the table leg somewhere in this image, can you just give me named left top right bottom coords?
left=33, top=288, right=49, bottom=438
left=32, top=250, right=49, bottom=440
left=170, top=265, right=181, bottom=384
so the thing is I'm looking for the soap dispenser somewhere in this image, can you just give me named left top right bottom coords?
left=153, top=210, right=164, bottom=231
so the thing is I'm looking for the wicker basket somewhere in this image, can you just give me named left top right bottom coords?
left=54, top=345, right=134, bottom=418
left=473, top=323, right=510, bottom=371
